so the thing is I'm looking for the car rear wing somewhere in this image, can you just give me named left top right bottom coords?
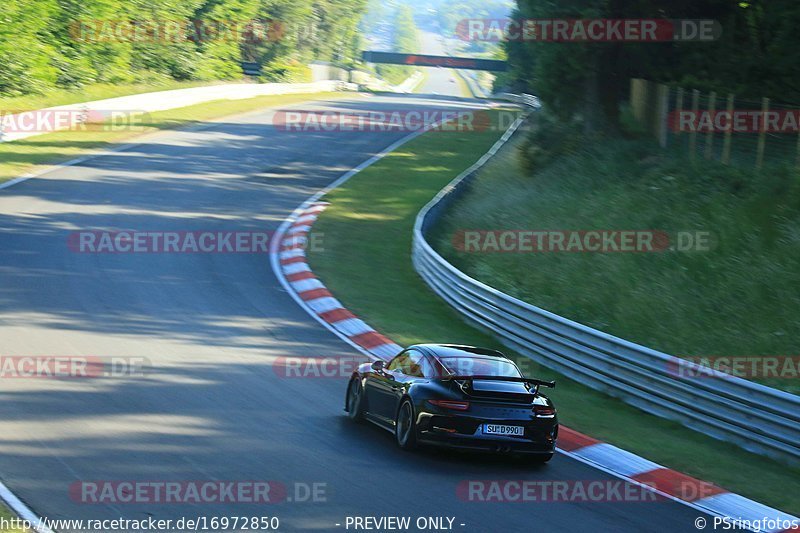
left=441, top=375, right=555, bottom=389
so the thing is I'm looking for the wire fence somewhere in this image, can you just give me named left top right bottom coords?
left=630, top=78, right=800, bottom=170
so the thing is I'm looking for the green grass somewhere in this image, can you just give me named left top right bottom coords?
left=0, top=91, right=347, bottom=183
left=412, top=71, right=429, bottom=94
left=377, top=66, right=416, bottom=87
left=431, top=125, right=800, bottom=394
left=306, top=109, right=800, bottom=515
left=453, top=70, right=475, bottom=99
left=0, top=503, right=26, bottom=532
left=0, top=80, right=223, bottom=114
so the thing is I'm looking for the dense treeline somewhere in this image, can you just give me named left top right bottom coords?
left=503, top=0, right=800, bottom=132
left=0, top=0, right=367, bottom=96
left=438, top=0, right=513, bottom=53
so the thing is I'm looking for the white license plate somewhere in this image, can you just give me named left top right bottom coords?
left=482, top=424, right=524, bottom=436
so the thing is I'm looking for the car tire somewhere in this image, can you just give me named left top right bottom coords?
left=346, top=378, right=365, bottom=421
left=395, top=399, right=418, bottom=450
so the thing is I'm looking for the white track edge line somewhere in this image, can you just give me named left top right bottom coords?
left=556, top=448, right=727, bottom=523
left=0, top=480, right=54, bottom=533
left=269, top=128, right=433, bottom=362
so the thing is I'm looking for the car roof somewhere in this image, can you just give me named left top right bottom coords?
left=410, top=343, right=509, bottom=360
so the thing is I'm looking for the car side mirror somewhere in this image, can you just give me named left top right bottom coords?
left=371, top=360, right=385, bottom=372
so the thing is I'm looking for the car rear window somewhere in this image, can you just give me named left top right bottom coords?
left=439, top=356, right=522, bottom=377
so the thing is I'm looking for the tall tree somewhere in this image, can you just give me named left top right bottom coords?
left=504, top=0, right=800, bottom=132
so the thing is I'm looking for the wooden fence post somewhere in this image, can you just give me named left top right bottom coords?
left=675, top=88, right=684, bottom=139
left=658, top=84, right=669, bottom=148
left=756, top=97, right=769, bottom=170
left=721, top=93, right=734, bottom=165
left=796, top=125, right=800, bottom=171
left=704, top=91, right=716, bottom=160
left=689, top=89, right=700, bottom=162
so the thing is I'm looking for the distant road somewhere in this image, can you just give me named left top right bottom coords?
left=415, top=30, right=466, bottom=97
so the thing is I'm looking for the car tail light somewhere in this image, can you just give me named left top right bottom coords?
left=428, top=400, right=470, bottom=411
left=533, top=405, right=556, bottom=417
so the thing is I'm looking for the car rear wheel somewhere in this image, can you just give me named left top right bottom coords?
left=395, top=400, right=417, bottom=450
left=346, top=378, right=364, bottom=421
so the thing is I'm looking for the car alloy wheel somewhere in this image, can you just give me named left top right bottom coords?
left=347, top=378, right=364, bottom=421
left=395, top=400, right=417, bottom=450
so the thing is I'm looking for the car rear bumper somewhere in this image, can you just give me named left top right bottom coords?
left=419, top=433, right=556, bottom=454
left=416, top=412, right=557, bottom=454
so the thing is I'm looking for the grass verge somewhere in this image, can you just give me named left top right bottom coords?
left=306, top=110, right=800, bottom=515
left=429, top=124, right=800, bottom=394
left=0, top=502, right=26, bottom=532
left=0, top=91, right=347, bottom=183
left=0, top=80, right=223, bottom=114
left=454, top=70, right=479, bottom=99
left=412, top=71, right=430, bottom=94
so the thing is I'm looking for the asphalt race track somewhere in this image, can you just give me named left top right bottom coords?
left=0, top=94, right=714, bottom=532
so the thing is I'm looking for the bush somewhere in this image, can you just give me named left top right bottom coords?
left=260, top=61, right=312, bottom=83
left=519, top=111, right=583, bottom=174
left=53, top=52, right=98, bottom=89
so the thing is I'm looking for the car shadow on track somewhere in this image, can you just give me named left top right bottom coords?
left=336, top=414, right=552, bottom=473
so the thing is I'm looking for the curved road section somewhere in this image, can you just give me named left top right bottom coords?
left=0, top=94, right=710, bottom=532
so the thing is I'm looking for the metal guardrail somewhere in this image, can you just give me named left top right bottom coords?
left=491, top=93, right=541, bottom=108
left=411, top=97, right=800, bottom=464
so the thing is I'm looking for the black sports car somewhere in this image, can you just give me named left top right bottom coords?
left=344, top=344, right=558, bottom=462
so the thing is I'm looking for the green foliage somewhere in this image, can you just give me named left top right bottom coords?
left=375, top=5, right=419, bottom=85
left=0, top=0, right=60, bottom=95
left=505, top=0, right=800, bottom=132
left=0, top=0, right=368, bottom=96
left=438, top=0, right=512, bottom=54
left=518, top=111, right=583, bottom=173
left=259, top=60, right=312, bottom=82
